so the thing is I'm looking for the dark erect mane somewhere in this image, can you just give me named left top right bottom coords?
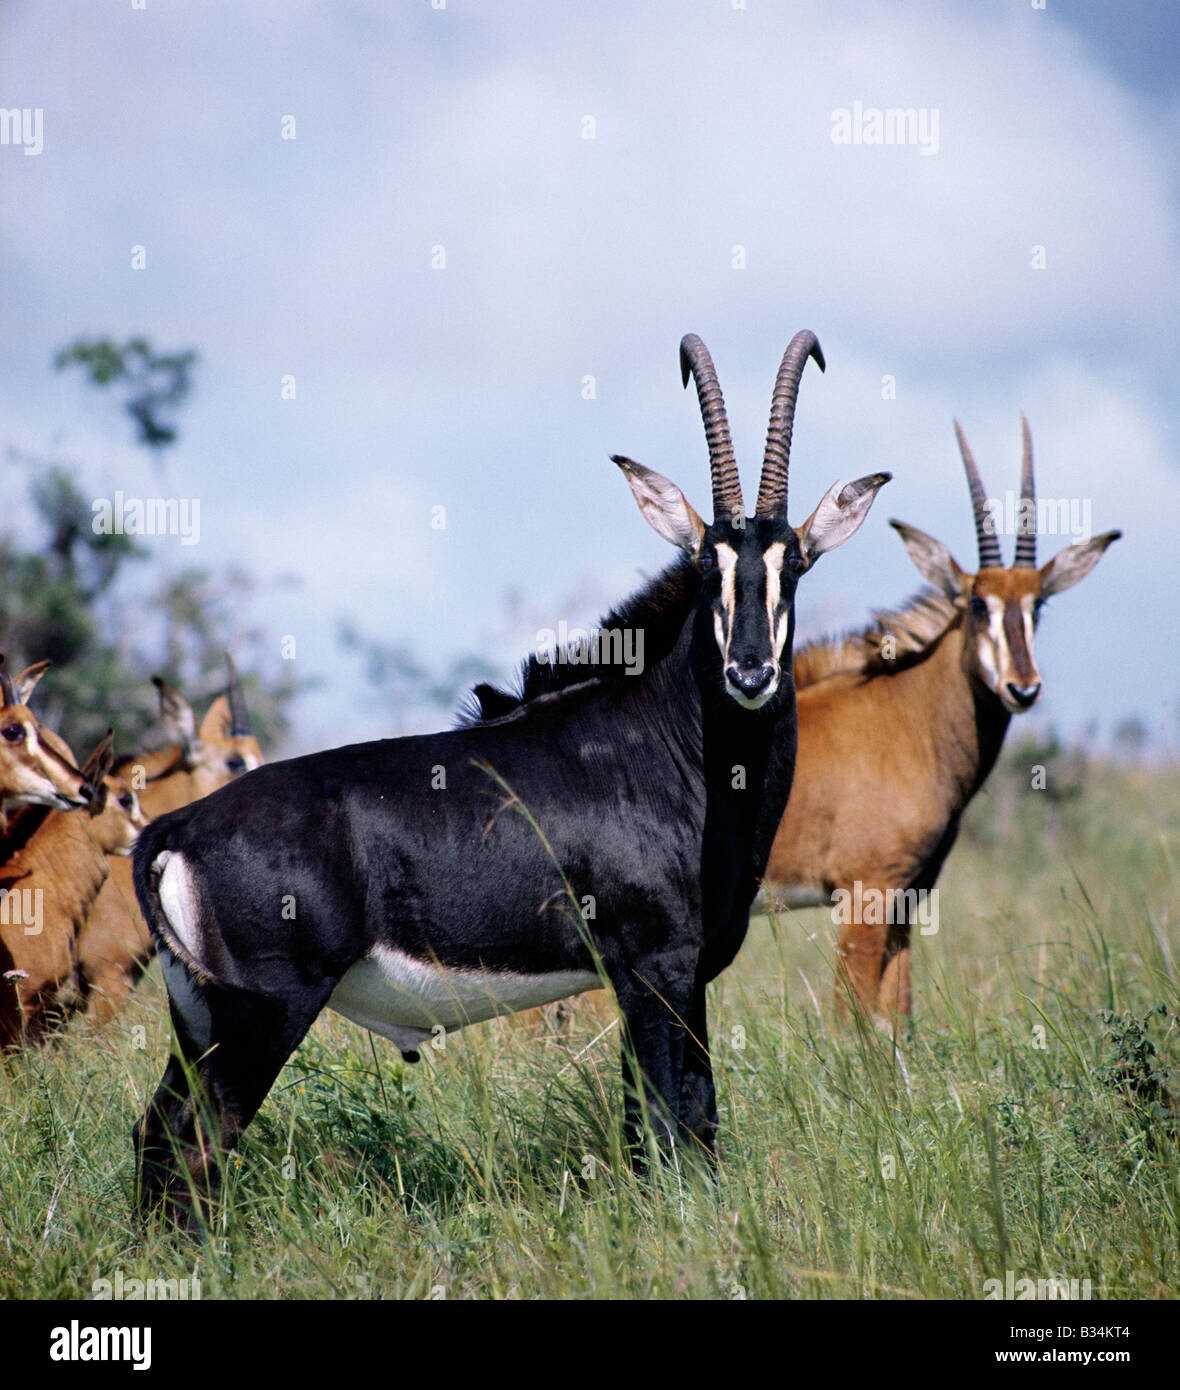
left=792, top=587, right=960, bottom=689
left=458, top=558, right=701, bottom=725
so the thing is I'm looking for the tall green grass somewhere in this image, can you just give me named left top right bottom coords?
left=1, top=757, right=1175, bottom=1299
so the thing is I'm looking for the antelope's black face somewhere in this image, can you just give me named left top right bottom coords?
left=699, top=517, right=807, bottom=709
left=614, top=454, right=890, bottom=713
left=612, top=332, right=890, bottom=714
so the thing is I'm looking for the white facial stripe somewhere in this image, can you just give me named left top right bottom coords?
left=1020, top=594, right=1036, bottom=651
left=714, top=543, right=738, bottom=662
left=976, top=595, right=1003, bottom=691
left=764, top=543, right=787, bottom=660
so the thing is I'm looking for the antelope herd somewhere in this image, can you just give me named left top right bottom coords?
left=0, top=656, right=261, bottom=1045
left=0, top=332, right=1120, bottom=1223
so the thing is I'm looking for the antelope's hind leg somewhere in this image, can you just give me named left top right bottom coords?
left=134, top=946, right=333, bottom=1227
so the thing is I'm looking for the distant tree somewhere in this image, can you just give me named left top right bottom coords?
left=55, top=337, right=197, bottom=454
left=1, top=337, right=298, bottom=759
left=1113, top=716, right=1149, bottom=758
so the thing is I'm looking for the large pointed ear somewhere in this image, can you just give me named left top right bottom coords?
left=890, top=520, right=968, bottom=601
left=152, top=676, right=200, bottom=755
left=199, top=694, right=232, bottom=742
left=1039, top=529, right=1121, bottom=599
left=796, top=472, right=891, bottom=566
left=613, top=455, right=706, bottom=557
left=81, top=730, right=116, bottom=816
left=12, top=660, right=51, bottom=704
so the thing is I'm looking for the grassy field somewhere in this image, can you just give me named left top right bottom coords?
left=1, top=748, right=1176, bottom=1301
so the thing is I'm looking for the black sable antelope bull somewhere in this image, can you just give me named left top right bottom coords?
left=132, top=333, right=889, bottom=1217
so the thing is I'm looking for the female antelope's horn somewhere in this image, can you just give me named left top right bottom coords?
left=954, top=420, right=1003, bottom=569
left=1013, top=415, right=1037, bottom=568
left=756, top=331, right=825, bottom=518
left=225, top=652, right=253, bottom=737
left=0, top=669, right=15, bottom=709
left=680, top=334, right=744, bottom=524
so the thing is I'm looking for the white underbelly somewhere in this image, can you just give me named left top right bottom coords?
left=327, top=944, right=603, bottom=1053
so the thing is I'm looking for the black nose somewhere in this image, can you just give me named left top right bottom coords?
left=727, top=662, right=776, bottom=698
left=78, top=782, right=95, bottom=802
left=1007, top=682, right=1041, bottom=708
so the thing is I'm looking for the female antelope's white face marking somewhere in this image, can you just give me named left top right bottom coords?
left=703, top=523, right=803, bottom=709
left=0, top=711, right=92, bottom=812
left=966, top=571, right=1045, bottom=713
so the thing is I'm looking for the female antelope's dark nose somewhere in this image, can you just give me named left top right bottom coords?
left=1007, top=682, right=1041, bottom=708
left=78, top=783, right=95, bottom=802
left=727, top=661, right=776, bottom=698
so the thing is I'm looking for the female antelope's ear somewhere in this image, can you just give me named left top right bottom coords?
left=12, top=660, right=51, bottom=705
left=81, top=730, right=116, bottom=816
left=1039, top=530, right=1121, bottom=598
left=152, top=676, right=200, bottom=757
left=795, top=473, right=891, bottom=566
left=890, top=519, right=968, bottom=601
left=613, top=455, right=706, bottom=557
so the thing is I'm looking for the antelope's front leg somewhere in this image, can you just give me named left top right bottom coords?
left=614, top=967, right=694, bottom=1169
left=677, top=978, right=718, bottom=1161
left=878, top=920, right=913, bottom=1022
left=834, top=895, right=887, bottom=1020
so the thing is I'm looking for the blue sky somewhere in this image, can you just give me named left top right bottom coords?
left=2, top=1, right=1177, bottom=756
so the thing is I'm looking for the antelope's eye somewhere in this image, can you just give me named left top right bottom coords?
left=786, top=554, right=807, bottom=574
left=226, top=754, right=248, bottom=774
left=699, top=552, right=716, bottom=573
left=2, top=724, right=24, bottom=744
left=119, top=794, right=134, bottom=811
left=969, top=595, right=988, bottom=620
left=1033, top=598, right=1047, bottom=620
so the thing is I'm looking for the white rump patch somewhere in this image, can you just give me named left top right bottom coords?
left=328, top=945, right=602, bottom=1053
left=155, top=850, right=205, bottom=966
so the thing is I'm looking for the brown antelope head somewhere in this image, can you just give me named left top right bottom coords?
left=0, top=658, right=95, bottom=818
left=891, top=418, right=1120, bottom=715
left=130, top=654, right=263, bottom=815
left=77, top=736, right=151, bottom=856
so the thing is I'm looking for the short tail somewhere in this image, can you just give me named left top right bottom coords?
left=131, top=814, right=210, bottom=980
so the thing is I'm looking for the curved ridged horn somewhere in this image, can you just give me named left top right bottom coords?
left=1013, top=415, right=1037, bottom=568
left=680, top=334, right=743, bottom=522
left=954, top=420, right=1003, bottom=569
left=225, top=652, right=253, bottom=737
left=756, top=331, right=826, bottom=518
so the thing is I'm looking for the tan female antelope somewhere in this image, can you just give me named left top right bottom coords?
left=1, top=732, right=149, bottom=1047
left=764, top=417, right=1120, bottom=1022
